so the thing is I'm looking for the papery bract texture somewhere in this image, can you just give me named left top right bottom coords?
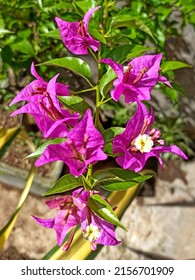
left=113, top=102, right=188, bottom=172
left=10, top=65, right=79, bottom=138
left=32, top=188, right=120, bottom=251
left=32, top=192, right=82, bottom=248
left=35, top=109, right=107, bottom=177
left=9, top=62, right=69, bottom=106
left=100, top=54, right=172, bottom=103
left=55, top=6, right=101, bottom=55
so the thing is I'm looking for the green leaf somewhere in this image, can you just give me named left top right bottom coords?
left=161, top=61, right=192, bottom=72
left=101, top=175, right=152, bottom=191
left=25, top=138, right=66, bottom=159
left=111, top=15, right=157, bottom=43
left=10, top=38, right=35, bottom=56
left=92, top=168, right=152, bottom=191
left=102, top=127, right=124, bottom=155
left=18, top=29, right=31, bottom=39
left=99, top=68, right=116, bottom=97
left=58, top=96, right=93, bottom=115
left=43, top=3, right=72, bottom=12
left=156, top=5, right=172, bottom=21
left=43, top=174, right=83, bottom=196
left=190, top=12, right=195, bottom=24
left=74, top=0, right=96, bottom=13
left=38, top=57, right=91, bottom=81
left=93, top=170, right=116, bottom=182
left=103, top=127, right=125, bottom=142
left=40, top=29, right=61, bottom=40
left=103, top=144, right=115, bottom=156
left=88, top=27, right=106, bottom=44
left=171, top=82, right=185, bottom=95
left=19, top=0, right=38, bottom=8
left=126, top=46, right=156, bottom=60
left=100, top=179, right=145, bottom=191
left=88, top=194, right=127, bottom=230
left=106, top=44, right=154, bottom=64
left=37, top=0, right=42, bottom=9
left=107, top=168, right=153, bottom=184
left=162, top=85, right=179, bottom=105
left=81, top=175, right=92, bottom=190
left=180, top=1, right=195, bottom=14
left=0, top=29, right=13, bottom=38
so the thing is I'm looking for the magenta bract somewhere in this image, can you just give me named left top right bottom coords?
left=113, top=102, right=188, bottom=172
left=32, top=188, right=120, bottom=251
left=32, top=194, right=82, bottom=247
left=35, top=109, right=107, bottom=177
left=10, top=64, right=79, bottom=138
left=55, top=6, right=101, bottom=55
left=100, top=54, right=172, bottom=103
left=9, top=62, right=69, bottom=106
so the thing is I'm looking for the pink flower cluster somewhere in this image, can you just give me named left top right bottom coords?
left=9, top=6, right=187, bottom=251
left=33, top=188, right=120, bottom=251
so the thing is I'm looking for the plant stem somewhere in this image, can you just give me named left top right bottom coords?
left=100, top=97, right=112, bottom=104
left=86, top=164, right=93, bottom=181
left=84, top=164, right=93, bottom=189
left=103, top=0, right=109, bottom=33
left=95, top=84, right=101, bottom=128
left=88, top=47, right=98, bottom=64
left=71, top=87, right=96, bottom=95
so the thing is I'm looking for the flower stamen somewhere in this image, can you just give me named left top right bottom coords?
left=38, top=92, right=64, bottom=120
left=132, top=67, right=148, bottom=85
left=123, top=64, right=133, bottom=84
left=62, top=226, right=77, bottom=251
left=140, top=116, right=150, bottom=135
left=78, top=21, right=86, bottom=37
left=31, top=86, right=47, bottom=96
left=66, top=138, right=82, bottom=160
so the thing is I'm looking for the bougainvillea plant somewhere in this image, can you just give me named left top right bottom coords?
left=8, top=5, right=187, bottom=253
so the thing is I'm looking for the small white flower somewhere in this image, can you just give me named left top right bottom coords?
left=134, top=134, right=154, bottom=153
left=83, top=223, right=100, bottom=242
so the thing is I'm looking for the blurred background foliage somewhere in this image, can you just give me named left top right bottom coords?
left=0, top=0, right=195, bottom=158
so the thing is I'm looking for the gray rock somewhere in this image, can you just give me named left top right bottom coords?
left=96, top=160, right=195, bottom=260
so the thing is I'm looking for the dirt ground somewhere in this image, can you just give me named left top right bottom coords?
left=0, top=182, right=57, bottom=260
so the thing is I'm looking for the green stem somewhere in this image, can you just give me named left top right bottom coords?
left=100, top=97, right=112, bottom=105
left=103, top=0, right=109, bottom=33
left=93, top=46, right=104, bottom=127
left=95, top=83, right=101, bottom=128
left=85, top=79, right=94, bottom=88
left=88, top=47, right=98, bottom=64
left=71, top=87, right=96, bottom=95
left=83, top=164, right=93, bottom=190
left=95, top=106, right=100, bottom=128
left=86, top=164, right=93, bottom=182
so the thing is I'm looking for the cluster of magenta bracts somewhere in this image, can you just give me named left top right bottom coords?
left=32, top=188, right=120, bottom=251
left=10, top=6, right=187, bottom=250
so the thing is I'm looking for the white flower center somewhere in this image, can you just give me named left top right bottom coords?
left=83, top=223, right=100, bottom=242
left=134, top=134, right=154, bottom=153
